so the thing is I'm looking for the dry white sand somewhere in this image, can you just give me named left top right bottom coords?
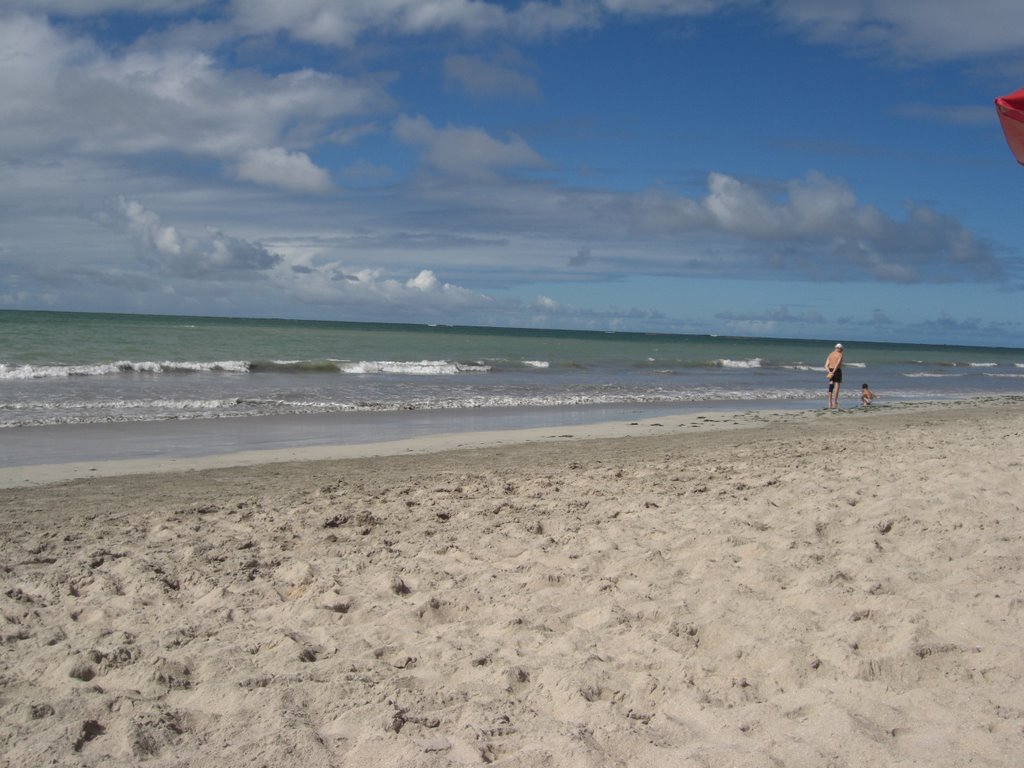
left=2, top=399, right=1023, bottom=767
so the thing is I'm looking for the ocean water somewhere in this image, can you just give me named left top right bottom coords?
left=3, top=309, right=1024, bottom=432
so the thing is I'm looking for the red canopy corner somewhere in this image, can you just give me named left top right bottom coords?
left=995, top=88, right=1024, bottom=165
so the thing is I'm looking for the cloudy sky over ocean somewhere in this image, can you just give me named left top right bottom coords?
left=2, top=1, right=1023, bottom=345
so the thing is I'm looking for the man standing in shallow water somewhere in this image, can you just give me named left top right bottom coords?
left=825, top=343, right=844, bottom=409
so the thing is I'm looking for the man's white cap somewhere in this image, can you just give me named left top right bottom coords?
left=835, top=343, right=843, bottom=349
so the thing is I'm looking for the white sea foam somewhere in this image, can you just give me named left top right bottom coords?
left=339, top=360, right=491, bottom=375
left=159, top=360, right=250, bottom=373
left=0, top=360, right=250, bottom=378
left=717, top=358, right=762, bottom=368
left=523, top=360, right=550, bottom=368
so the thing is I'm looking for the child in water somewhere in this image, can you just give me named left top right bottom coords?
left=861, top=383, right=876, bottom=407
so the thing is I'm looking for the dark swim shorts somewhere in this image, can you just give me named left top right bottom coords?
left=828, top=367, right=843, bottom=387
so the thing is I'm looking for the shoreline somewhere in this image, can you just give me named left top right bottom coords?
left=0, top=399, right=820, bottom=469
left=0, top=397, right=995, bottom=489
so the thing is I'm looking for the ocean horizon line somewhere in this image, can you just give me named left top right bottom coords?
left=4, top=307, right=1023, bottom=353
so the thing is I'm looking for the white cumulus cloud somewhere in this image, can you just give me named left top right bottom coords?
left=0, top=15, right=389, bottom=190
left=236, top=148, right=332, bottom=193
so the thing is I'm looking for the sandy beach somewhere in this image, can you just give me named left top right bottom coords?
left=2, top=399, right=1023, bottom=767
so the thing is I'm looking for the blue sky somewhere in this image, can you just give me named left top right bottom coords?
left=2, top=1, right=1024, bottom=346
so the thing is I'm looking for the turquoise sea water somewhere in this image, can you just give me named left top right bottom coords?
left=3, top=310, right=1024, bottom=433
